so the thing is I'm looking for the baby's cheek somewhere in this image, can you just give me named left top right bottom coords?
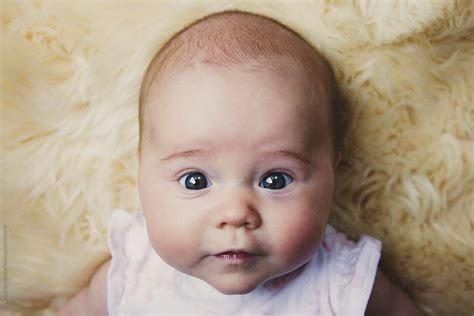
left=145, top=209, right=195, bottom=268
left=273, top=211, right=325, bottom=265
left=147, top=210, right=180, bottom=259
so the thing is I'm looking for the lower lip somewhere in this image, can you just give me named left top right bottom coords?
left=215, top=251, right=255, bottom=265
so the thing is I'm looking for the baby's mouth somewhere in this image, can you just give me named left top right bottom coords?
left=215, top=251, right=256, bottom=265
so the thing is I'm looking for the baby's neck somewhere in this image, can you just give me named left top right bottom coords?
left=262, top=262, right=308, bottom=291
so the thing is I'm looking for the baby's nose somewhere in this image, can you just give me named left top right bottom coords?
left=212, top=187, right=261, bottom=230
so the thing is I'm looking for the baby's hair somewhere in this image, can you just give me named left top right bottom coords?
left=138, top=9, right=347, bottom=156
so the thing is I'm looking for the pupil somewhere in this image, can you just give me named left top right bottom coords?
left=186, top=173, right=207, bottom=190
left=263, top=173, right=286, bottom=189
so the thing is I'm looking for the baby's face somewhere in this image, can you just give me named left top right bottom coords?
left=139, top=60, right=337, bottom=294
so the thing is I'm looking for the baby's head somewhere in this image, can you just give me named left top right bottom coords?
left=138, top=10, right=343, bottom=294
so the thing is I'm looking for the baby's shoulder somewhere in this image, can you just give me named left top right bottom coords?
left=366, top=269, right=425, bottom=316
left=58, top=258, right=110, bottom=315
left=87, top=259, right=111, bottom=314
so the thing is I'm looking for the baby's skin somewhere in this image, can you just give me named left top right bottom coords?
left=58, top=59, right=424, bottom=315
left=58, top=8, right=422, bottom=316
left=139, top=60, right=336, bottom=296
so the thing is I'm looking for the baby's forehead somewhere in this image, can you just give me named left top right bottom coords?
left=139, top=11, right=337, bottom=154
left=154, top=57, right=329, bottom=113
left=151, top=53, right=332, bottom=113
left=150, top=61, right=331, bottom=143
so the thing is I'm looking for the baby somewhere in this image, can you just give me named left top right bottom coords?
left=59, top=10, right=424, bottom=315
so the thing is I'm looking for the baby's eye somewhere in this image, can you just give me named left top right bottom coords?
left=259, top=172, right=293, bottom=190
left=179, top=172, right=211, bottom=190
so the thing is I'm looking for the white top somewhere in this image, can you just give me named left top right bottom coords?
left=107, top=209, right=382, bottom=315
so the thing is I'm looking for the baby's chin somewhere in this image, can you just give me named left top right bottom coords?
left=207, top=264, right=309, bottom=295
left=197, top=272, right=272, bottom=295
left=207, top=277, right=263, bottom=295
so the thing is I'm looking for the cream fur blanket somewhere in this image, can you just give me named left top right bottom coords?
left=1, top=1, right=473, bottom=315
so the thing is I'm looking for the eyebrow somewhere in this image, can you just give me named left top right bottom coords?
left=159, top=149, right=311, bottom=165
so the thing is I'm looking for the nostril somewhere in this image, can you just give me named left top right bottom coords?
left=247, top=215, right=261, bottom=230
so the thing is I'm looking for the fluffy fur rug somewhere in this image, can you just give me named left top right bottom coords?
left=1, top=1, right=472, bottom=315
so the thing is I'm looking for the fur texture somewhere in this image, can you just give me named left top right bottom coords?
left=1, top=1, right=472, bottom=315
